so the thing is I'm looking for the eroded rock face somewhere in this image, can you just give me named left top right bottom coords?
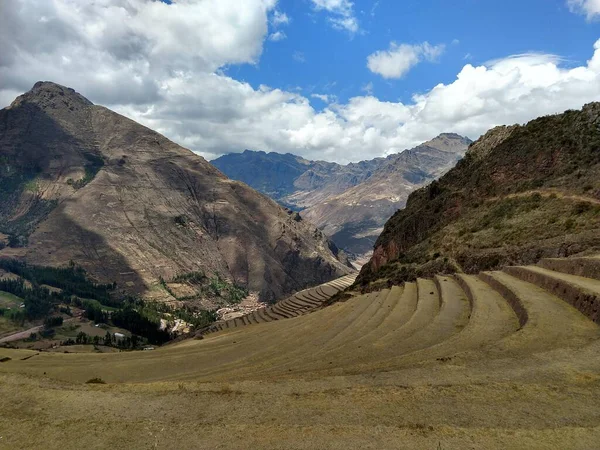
left=0, top=82, right=353, bottom=302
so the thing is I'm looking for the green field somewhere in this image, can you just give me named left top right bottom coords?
left=0, top=290, right=23, bottom=308
left=80, top=298, right=119, bottom=312
left=0, top=316, right=22, bottom=336
left=57, top=321, right=130, bottom=339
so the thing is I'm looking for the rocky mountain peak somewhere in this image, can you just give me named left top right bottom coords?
left=10, top=81, right=93, bottom=112
left=420, top=133, right=473, bottom=154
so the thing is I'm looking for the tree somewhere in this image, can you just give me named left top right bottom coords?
left=104, top=331, right=112, bottom=346
left=76, top=331, right=88, bottom=345
left=92, top=335, right=100, bottom=346
left=44, top=316, right=63, bottom=328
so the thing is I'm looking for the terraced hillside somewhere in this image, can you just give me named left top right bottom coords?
left=1, top=256, right=600, bottom=449
left=209, top=274, right=356, bottom=332
left=359, top=103, right=600, bottom=290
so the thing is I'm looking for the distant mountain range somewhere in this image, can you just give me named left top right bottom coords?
left=212, top=134, right=472, bottom=258
left=0, top=82, right=353, bottom=303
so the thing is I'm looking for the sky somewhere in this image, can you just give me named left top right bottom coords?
left=1, top=0, right=600, bottom=164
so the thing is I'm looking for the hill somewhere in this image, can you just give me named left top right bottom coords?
left=0, top=82, right=353, bottom=304
left=1, top=253, right=599, bottom=448
left=212, top=134, right=471, bottom=257
left=357, top=104, right=600, bottom=290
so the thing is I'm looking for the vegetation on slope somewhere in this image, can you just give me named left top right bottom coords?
left=0, top=259, right=218, bottom=346
left=161, top=271, right=249, bottom=304
left=357, top=104, right=600, bottom=290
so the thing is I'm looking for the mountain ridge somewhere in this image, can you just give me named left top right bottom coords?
left=357, top=103, right=600, bottom=289
left=213, top=133, right=472, bottom=256
left=0, top=82, right=353, bottom=304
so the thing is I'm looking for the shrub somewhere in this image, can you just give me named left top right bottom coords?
left=565, top=217, right=576, bottom=230
left=44, top=316, right=64, bottom=328
left=572, top=202, right=592, bottom=215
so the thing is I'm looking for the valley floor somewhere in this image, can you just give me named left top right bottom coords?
left=1, top=258, right=600, bottom=449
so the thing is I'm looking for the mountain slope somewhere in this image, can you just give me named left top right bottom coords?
left=0, top=82, right=353, bottom=303
left=357, top=104, right=600, bottom=289
left=208, top=150, right=312, bottom=207
left=212, top=134, right=471, bottom=257
left=302, top=134, right=471, bottom=255
left=211, top=150, right=383, bottom=210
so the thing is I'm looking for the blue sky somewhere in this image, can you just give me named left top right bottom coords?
left=230, top=0, right=598, bottom=108
left=2, top=0, right=600, bottom=163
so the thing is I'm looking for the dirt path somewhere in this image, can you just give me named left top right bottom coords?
left=491, top=188, right=600, bottom=205
left=0, top=325, right=42, bottom=344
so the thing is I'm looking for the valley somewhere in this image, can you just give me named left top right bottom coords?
left=2, top=1, right=600, bottom=448
left=212, top=134, right=471, bottom=258
left=1, top=88, right=599, bottom=450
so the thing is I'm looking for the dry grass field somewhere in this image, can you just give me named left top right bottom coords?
left=1, top=257, right=599, bottom=449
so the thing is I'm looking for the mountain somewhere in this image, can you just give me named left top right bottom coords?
left=211, top=150, right=383, bottom=210
left=301, top=134, right=472, bottom=256
left=0, top=82, right=353, bottom=303
left=213, top=134, right=471, bottom=257
left=357, top=104, right=600, bottom=290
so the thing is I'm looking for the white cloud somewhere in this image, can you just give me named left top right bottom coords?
left=367, top=42, right=446, bottom=79
left=311, top=93, right=334, bottom=103
left=2, top=1, right=600, bottom=166
left=310, top=0, right=359, bottom=33
left=568, top=0, right=600, bottom=19
left=361, top=82, right=374, bottom=95
left=269, top=31, right=287, bottom=41
left=370, top=1, right=380, bottom=17
left=271, top=10, right=290, bottom=26
left=293, top=51, right=306, bottom=63
left=0, top=0, right=277, bottom=105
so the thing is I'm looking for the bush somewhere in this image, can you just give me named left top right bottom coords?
left=572, top=202, right=592, bottom=215
left=44, top=316, right=64, bottom=328
left=565, top=217, right=576, bottom=230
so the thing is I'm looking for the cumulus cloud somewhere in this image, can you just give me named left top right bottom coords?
left=367, top=42, right=446, bottom=79
left=568, top=0, right=600, bottom=19
left=271, top=10, right=290, bottom=26
left=293, top=51, right=306, bottom=63
left=2, top=1, right=600, bottom=165
left=268, top=31, right=287, bottom=41
left=311, top=93, right=335, bottom=103
left=310, top=0, right=359, bottom=33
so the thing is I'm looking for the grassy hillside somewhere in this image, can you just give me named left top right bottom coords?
left=357, top=104, right=600, bottom=290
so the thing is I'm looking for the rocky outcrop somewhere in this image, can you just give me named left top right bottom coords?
left=357, top=104, right=600, bottom=288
